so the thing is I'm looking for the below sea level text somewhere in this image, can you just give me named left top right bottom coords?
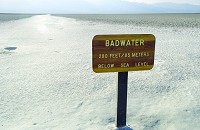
left=98, top=62, right=149, bottom=69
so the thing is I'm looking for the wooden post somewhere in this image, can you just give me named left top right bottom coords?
left=117, top=72, right=128, bottom=127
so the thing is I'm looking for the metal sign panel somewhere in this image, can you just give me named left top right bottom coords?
left=92, top=34, right=155, bottom=73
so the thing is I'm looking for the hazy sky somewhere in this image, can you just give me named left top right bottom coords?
left=0, top=0, right=200, bottom=13
left=125, top=0, right=200, bottom=5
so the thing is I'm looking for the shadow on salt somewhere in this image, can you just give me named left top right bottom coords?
left=0, top=46, right=17, bottom=55
left=4, top=47, right=17, bottom=50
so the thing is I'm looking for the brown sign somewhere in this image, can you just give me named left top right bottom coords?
left=92, top=34, right=155, bottom=73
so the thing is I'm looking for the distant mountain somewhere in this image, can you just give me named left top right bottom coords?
left=152, top=2, right=200, bottom=13
left=1, top=0, right=200, bottom=14
left=67, top=1, right=200, bottom=14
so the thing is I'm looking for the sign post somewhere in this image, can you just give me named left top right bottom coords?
left=92, top=34, right=155, bottom=129
left=117, top=72, right=128, bottom=128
